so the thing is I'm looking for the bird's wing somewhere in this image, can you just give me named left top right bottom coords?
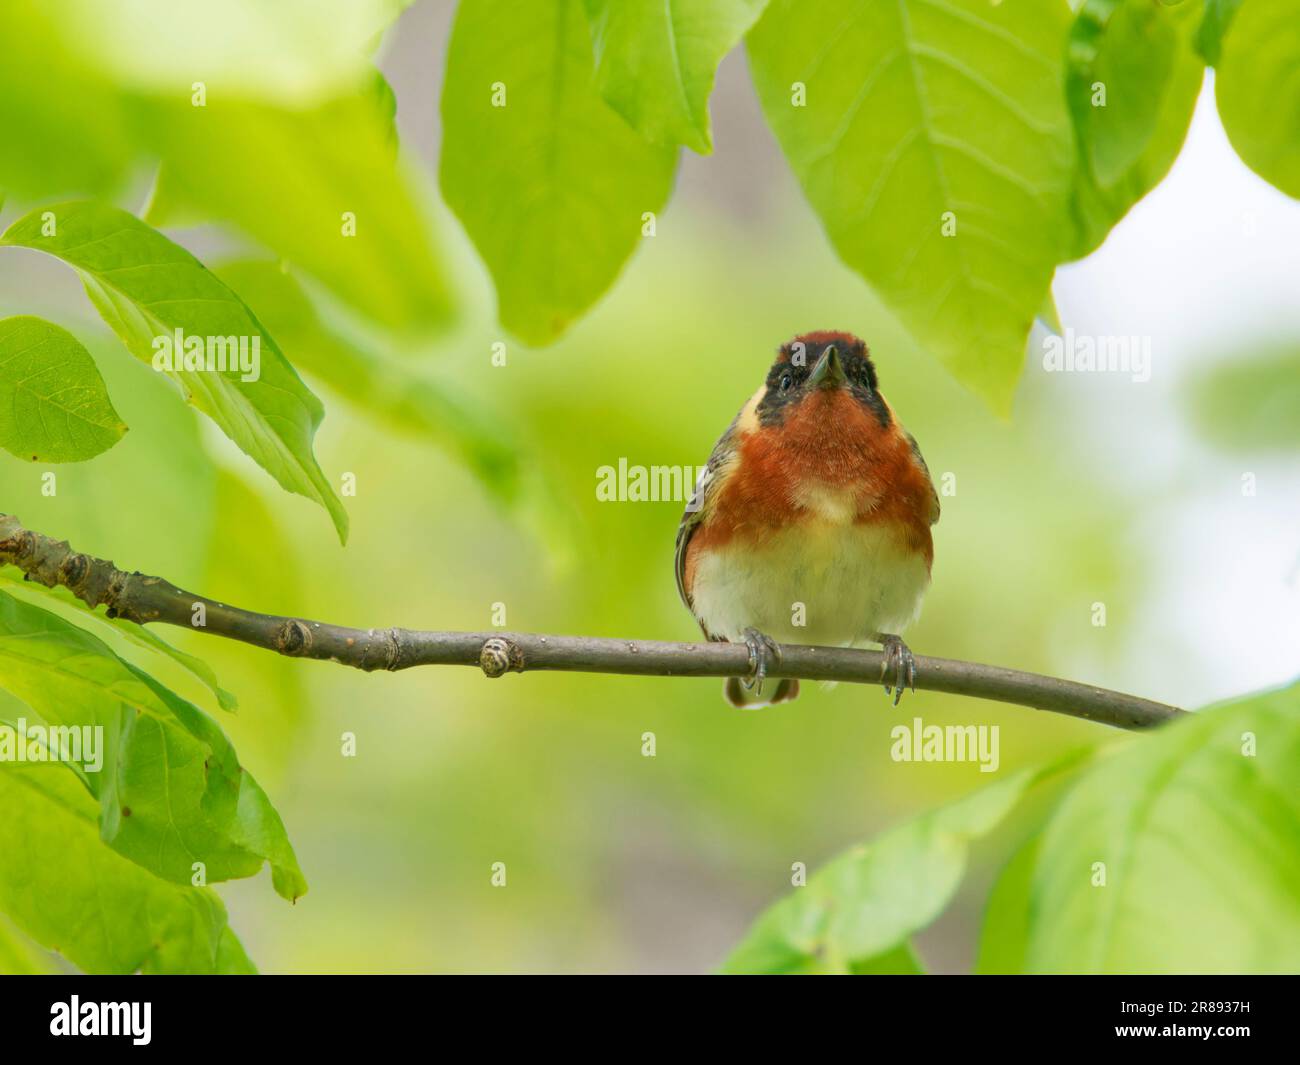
left=674, top=417, right=741, bottom=615
left=905, top=430, right=941, bottom=526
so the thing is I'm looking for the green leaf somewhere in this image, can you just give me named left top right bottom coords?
left=142, top=83, right=454, bottom=334
left=1216, top=0, right=1300, bottom=199
left=213, top=258, right=522, bottom=506
left=211, top=260, right=582, bottom=572
left=1063, top=0, right=1203, bottom=259
left=0, top=591, right=306, bottom=902
left=1194, top=0, right=1241, bottom=66
left=0, top=1, right=407, bottom=201
left=0, top=765, right=255, bottom=974
left=849, top=941, right=927, bottom=975
left=974, top=835, right=1038, bottom=974
left=746, top=0, right=1075, bottom=412
left=0, top=913, right=58, bottom=974
left=730, top=938, right=926, bottom=975
left=582, top=0, right=768, bottom=154
left=1067, top=0, right=1180, bottom=186
left=1184, top=346, right=1300, bottom=453
left=42, top=0, right=406, bottom=104
left=1025, top=684, right=1300, bottom=973
left=0, top=567, right=237, bottom=713
left=1038, top=287, right=1063, bottom=334
left=721, top=752, right=1088, bottom=974
left=0, top=3, right=448, bottom=330
left=0, top=6, right=134, bottom=199
left=0, top=316, right=127, bottom=462
left=441, top=0, right=679, bottom=346
left=0, top=202, right=348, bottom=543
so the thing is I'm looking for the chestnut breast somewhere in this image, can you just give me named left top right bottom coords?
left=696, top=389, right=935, bottom=563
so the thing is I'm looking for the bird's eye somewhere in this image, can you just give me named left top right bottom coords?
left=779, top=373, right=793, bottom=392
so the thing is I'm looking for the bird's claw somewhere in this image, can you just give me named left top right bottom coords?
left=742, top=627, right=781, bottom=696
left=877, top=634, right=916, bottom=707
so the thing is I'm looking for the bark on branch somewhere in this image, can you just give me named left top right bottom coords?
left=0, top=513, right=1186, bottom=731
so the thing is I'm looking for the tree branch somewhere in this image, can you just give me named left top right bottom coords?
left=0, top=513, right=1186, bottom=731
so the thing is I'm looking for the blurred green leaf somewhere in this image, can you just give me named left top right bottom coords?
left=1, top=202, right=349, bottom=543
left=746, top=0, right=1074, bottom=413
left=1216, top=1, right=1300, bottom=199
left=143, top=85, right=454, bottom=334
left=1025, top=684, right=1300, bottom=973
left=582, top=0, right=768, bottom=154
left=721, top=753, right=1087, bottom=974
left=0, top=3, right=136, bottom=198
left=974, top=835, right=1038, bottom=974
left=1064, top=0, right=1202, bottom=259
left=0, top=338, right=220, bottom=590
left=0, top=1, right=446, bottom=331
left=441, top=0, right=678, bottom=346
left=46, top=0, right=405, bottom=104
left=0, top=0, right=408, bottom=201
left=0, top=568, right=237, bottom=713
left=1039, top=288, right=1063, bottom=334
left=0, top=913, right=58, bottom=974
left=367, top=68, right=401, bottom=153
left=1067, top=0, right=1182, bottom=186
left=1185, top=347, right=1300, bottom=453
left=213, top=258, right=522, bottom=506
left=1195, top=0, right=1241, bottom=66
left=0, top=316, right=127, bottom=462
left=0, top=766, right=255, bottom=974
left=734, top=937, right=926, bottom=974
left=0, top=591, right=306, bottom=902
left=849, top=941, right=927, bottom=975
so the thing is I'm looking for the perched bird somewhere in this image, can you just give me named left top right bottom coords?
left=675, top=332, right=939, bottom=708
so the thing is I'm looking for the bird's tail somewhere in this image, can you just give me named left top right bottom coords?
left=723, top=676, right=800, bottom=709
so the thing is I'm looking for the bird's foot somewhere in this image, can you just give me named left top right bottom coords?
left=742, top=627, right=782, bottom=697
left=875, top=633, right=916, bottom=707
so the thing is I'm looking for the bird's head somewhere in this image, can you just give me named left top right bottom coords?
left=756, top=331, right=890, bottom=429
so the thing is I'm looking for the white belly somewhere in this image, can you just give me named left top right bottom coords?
left=690, top=522, right=930, bottom=646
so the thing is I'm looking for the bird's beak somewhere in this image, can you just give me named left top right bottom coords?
left=806, top=344, right=846, bottom=390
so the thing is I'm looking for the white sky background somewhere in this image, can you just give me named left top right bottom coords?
left=1054, top=78, right=1300, bottom=707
